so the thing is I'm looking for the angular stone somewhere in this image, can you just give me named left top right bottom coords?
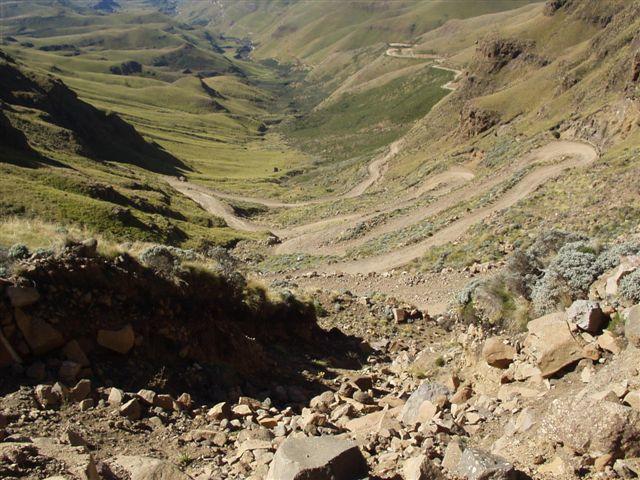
left=108, top=387, right=125, bottom=407
left=154, top=394, right=175, bottom=411
left=344, top=408, right=401, bottom=435
left=266, top=435, right=368, bottom=480
left=208, top=401, right=232, bottom=420
left=625, top=305, right=640, bottom=348
left=567, top=300, right=607, bottom=333
left=69, top=379, right=91, bottom=403
left=624, top=391, right=640, bottom=411
left=456, top=448, right=518, bottom=480
left=233, top=404, right=253, bottom=417
left=400, top=381, right=450, bottom=425
left=111, top=455, right=193, bottom=480
left=524, top=312, right=584, bottom=377
left=35, top=385, right=61, bottom=409
left=65, top=429, right=90, bottom=448
left=597, top=330, right=623, bottom=355
left=6, top=286, right=40, bottom=307
left=176, top=393, right=192, bottom=410
left=15, top=310, right=64, bottom=355
left=393, top=308, right=408, bottom=324
left=120, top=398, right=142, bottom=421
left=97, top=324, right=134, bottom=354
left=482, top=337, right=516, bottom=368
left=137, top=389, right=156, bottom=405
left=403, top=454, right=445, bottom=480
left=442, top=440, right=463, bottom=472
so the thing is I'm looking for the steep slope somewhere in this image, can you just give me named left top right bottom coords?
left=185, top=0, right=536, bottom=62
left=0, top=54, right=185, bottom=174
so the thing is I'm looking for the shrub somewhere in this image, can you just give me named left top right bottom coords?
left=139, top=245, right=180, bottom=275
left=8, top=243, right=29, bottom=260
left=595, top=242, right=640, bottom=272
left=619, top=269, right=640, bottom=303
left=526, top=229, right=587, bottom=262
left=531, top=241, right=599, bottom=315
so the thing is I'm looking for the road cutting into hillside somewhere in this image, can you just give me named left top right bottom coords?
left=170, top=141, right=598, bottom=274
left=328, top=141, right=599, bottom=274
left=385, top=46, right=463, bottom=91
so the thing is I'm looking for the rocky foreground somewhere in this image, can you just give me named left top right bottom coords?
left=2, top=250, right=640, bottom=479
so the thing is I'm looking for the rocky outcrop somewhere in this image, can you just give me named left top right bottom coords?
left=459, top=103, right=499, bottom=138
left=632, top=52, right=640, bottom=83
left=544, top=0, right=569, bottom=16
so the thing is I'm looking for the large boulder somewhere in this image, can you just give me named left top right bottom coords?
left=482, top=337, right=515, bottom=368
left=400, top=381, right=450, bottom=425
left=540, top=396, right=640, bottom=457
left=524, top=312, right=584, bottom=377
left=456, top=448, right=518, bottom=480
left=625, top=305, right=640, bottom=347
left=566, top=300, right=607, bottom=333
left=111, top=455, right=193, bottom=480
left=266, top=435, right=368, bottom=480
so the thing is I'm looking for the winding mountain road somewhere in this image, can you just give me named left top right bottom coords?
left=170, top=140, right=597, bottom=273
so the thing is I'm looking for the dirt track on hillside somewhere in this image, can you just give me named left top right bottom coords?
left=170, top=141, right=598, bottom=274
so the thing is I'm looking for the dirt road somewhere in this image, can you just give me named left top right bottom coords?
left=171, top=141, right=597, bottom=274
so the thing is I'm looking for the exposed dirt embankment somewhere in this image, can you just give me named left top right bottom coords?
left=0, top=246, right=326, bottom=397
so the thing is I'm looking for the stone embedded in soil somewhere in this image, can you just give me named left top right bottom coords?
left=6, top=286, right=40, bottom=308
left=97, top=324, right=135, bottom=354
left=15, top=310, right=64, bottom=355
left=266, top=435, right=368, bottom=480
left=35, top=384, right=61, bottom=409
left=625, top=305, right=640, bottom=347
left=541, top=396, right=640, bottom=457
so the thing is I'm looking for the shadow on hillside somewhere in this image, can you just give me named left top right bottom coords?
left=0, top=58, right=191, bottom=176
left=0, top=251, right=369, bottom=408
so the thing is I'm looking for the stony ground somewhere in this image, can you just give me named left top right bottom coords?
left=2, top=255, right=640, bottom=480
